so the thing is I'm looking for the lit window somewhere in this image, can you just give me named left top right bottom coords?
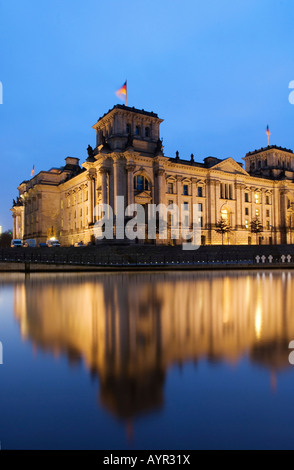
left=256, top=208, right=259, bottom=217
left=245, top=219, right=249, bottom=229
left=266, top=221, right=270, bottom=230
left=255, top=193, right=260, bottom=204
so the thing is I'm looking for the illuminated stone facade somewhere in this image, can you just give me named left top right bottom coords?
left=11, top=104, right=294, bottom=245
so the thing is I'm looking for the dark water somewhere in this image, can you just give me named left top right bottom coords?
left=0, top=270, right=294, bottom=450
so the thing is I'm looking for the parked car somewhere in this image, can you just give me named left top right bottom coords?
left=46, top=239, right=61, bottom=247
left=74, top=241, right=86, bottom=247
left=23, top=239, right=36, bottom=247
left=11, top=239, right=23, bottom=248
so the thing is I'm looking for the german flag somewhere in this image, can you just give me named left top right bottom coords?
left=31, top=165, right=35, bottom=177
left=266, top=125, right=270, bottom=146
left=115, top=81, right=127, bottom=104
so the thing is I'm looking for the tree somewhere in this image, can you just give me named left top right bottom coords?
left=215, top=219, right=232, bottom=245
left=0, top=230, right=13, bottom=247
left=250, top=218, right=263, bottom=244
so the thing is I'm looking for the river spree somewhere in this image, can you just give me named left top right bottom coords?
left=0, top=270, right=294, bottom=450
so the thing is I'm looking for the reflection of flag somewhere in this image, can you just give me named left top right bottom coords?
left=31, top=165, right=35, bottom=176
left=115, top=81, right=127, bottom=104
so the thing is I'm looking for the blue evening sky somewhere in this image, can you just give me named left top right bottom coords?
left=0, top=0, right=294, bottom=230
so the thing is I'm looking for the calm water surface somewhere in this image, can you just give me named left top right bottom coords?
left=0, top=270, right=294, bottom=450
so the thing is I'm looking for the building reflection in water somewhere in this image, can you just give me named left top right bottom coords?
left=9, top=270, right=294, bottom=420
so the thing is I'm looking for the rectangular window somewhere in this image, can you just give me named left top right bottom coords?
left=198, top=186, right=203, bottom=197
left=245, top=207, right=249, bottom=216
left=245, top=219, right=249, bottom=229
left=198, top=203, right=203, bottom=212
left=245, top=193, right=249, bottom=203
left=256, top=208, right=259, bottom=217
left=183, top=201, right=189, bottom=208
left=183, top=184, right=188, bottom=196
left=266, top=209, right=270, bottom=217
left=266, top=220, right=270, bottom=230
left=266, top=195, right=270, bottom=205
left=255, top=193, right=260, bottom=204
left=168, top=183, right=174, bottom=194
left=168, top=200, right=173, bottom=206
left=199, top=216, right=203, bottom=228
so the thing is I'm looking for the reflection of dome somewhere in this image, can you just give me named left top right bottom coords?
left=99, top=369, right=165, bottom=419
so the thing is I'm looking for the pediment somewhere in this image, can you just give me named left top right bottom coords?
left=211, top=158, right=249, bottom=175
left=134, top=190, right=152, bottom=203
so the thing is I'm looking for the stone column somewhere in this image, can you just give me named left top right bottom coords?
left=112, top=158, right=120, bottom=216
left=157, top=169, right=166, bottom=205
left=100, top=168, right=108, bottom=206
left=126, top=163, right=136, bottom=206
left=191, top=178, right=197, bottom=224
left=235, top=183, right=242, bottom=229
left=87, top=175, right=94, bottom=225
left=13, top=214, right=16, bottom=239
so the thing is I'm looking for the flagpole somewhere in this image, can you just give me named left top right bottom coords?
left=126, top=80, right=128, bottom=106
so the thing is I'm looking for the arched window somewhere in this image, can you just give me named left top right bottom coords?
left=221, top=208, right=230, bottom=224
left=134, top=175, right=149, bottom=191
left=135, top=125, right=141, bottom=136
left=126, top=123, right=131, bottom=134
left=145, top=127, right=150, bottom=137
